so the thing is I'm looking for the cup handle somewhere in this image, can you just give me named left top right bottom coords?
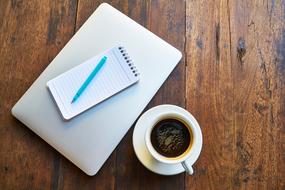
left=181, top=159, right=194, bottom=175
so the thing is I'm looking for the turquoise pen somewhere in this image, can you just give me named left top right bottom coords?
left=71, top=56, right=107, bottom=103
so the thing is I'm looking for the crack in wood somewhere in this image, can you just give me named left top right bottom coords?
left=10, top=0, right=22, bottom=9
left=277, top=29, right=285, bottom=81
left=215, top=23, right=220, bottom=63
left=47, top=4, right=60, bottom=44
left=196, top=37, right=203, bottom=49
left=253, top=102, right=269, bottom=116
left=237, top=37, right=246, bottom=66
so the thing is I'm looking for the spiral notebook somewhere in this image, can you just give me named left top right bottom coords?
left=47, top=45, right=140, bottom=120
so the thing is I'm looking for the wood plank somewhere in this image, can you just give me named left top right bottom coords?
left=185, top=0, right=285, bottom=189
left=115, top=0, right=186, bottom=189
left=0, top=0, right=77, bottom=189
left=229, top=0, right=285, bottom=189
left=185, top=0, right=234, bottom=189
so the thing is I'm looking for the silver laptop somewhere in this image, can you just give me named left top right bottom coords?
left=12, top=3, right=182, bottom=175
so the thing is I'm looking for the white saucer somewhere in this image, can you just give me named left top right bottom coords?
left=132, top=104, right=202, bottom=175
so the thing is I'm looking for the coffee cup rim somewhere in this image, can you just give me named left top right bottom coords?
left=145, top=108, right=200, bottom=164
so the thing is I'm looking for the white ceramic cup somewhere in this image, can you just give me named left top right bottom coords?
left=145, top=108, right=201, bottom=175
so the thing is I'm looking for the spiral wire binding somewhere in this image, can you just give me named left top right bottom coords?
left=118, top=46, right=140, bottom=77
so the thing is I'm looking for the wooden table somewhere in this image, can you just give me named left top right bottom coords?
left=0, top=0, right=284, bottom=189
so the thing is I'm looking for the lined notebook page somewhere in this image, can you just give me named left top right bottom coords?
left=47, top=45, right=140, bottom=120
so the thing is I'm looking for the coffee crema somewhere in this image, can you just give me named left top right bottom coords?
left=150, top=118, right=192, bottom=158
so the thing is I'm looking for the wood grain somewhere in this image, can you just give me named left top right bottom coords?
left=185, top=0, right=285, bottom=189
left=0, top=0, right=77, bottom=189
left=229, top=1, right=285, bottom=189
left=185, top=1, right=234, bottom=189
left=0, top=0, right=284, bottom=189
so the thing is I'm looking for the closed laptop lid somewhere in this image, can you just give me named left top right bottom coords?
left=12, top=3, right=182, bottom=175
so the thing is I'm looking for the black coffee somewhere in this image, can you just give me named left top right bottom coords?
left=150, top=118, right=191, bottom=158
